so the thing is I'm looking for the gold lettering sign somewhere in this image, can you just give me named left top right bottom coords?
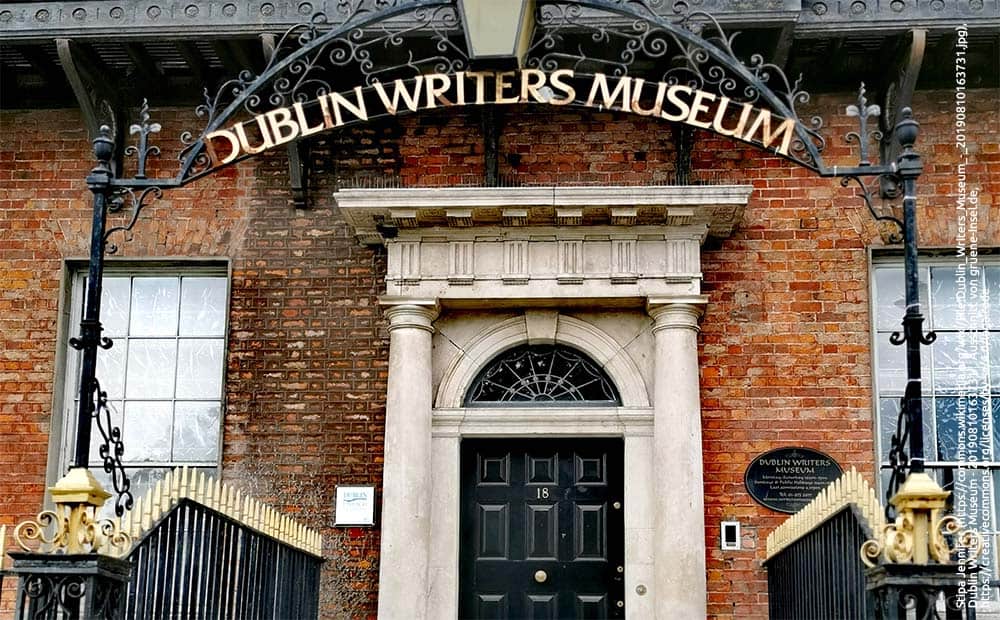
left=203, top=70, right=799, bottom=167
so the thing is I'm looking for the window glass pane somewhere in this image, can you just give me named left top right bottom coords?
left=96, top=338, right=126, bottom=399
left=129, top=277, right=179, bottom=337
left=173, top=402, right=221, bottom=462
left=879, top=397, right=934, bottom=463
left=100, top=277, right=131, bottom=336
left=175, top=339, right=224, bottom=399
left=876, top=338, right=905, bottom=393
left=179, top=278, right=227, bottom=336
left=987, top=267, right=1000, bottom=329
left=927, top=396, right=964, bottom=461
left=875, top=337, right=930, bottom=393
left=930, top=332, right=988, bottom=393
left=929, top=266, right=984, bottom=330
left=874, top=266, right=928, bottom=331
left=878, top=398, right=900, bottom=463
left=121, top=401, right=173, bottom=463
left=125, top=339, right=177, bottom=399
left=875, top=267, right=905, bottom=331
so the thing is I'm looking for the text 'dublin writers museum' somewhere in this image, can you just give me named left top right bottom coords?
left=0, top=1, right=998, bottom=618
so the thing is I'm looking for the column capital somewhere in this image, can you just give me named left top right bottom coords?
left=382, top=299, right=440, bottom=333
left=646, top=296, right=707, bottom=333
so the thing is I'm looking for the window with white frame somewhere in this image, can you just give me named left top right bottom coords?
left=60, top=266, right=229, bottom=512
left=872, top=256, right=1000, bottom=592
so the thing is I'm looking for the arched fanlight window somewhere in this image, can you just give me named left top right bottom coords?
left=464, top=345, right=621, bottom=407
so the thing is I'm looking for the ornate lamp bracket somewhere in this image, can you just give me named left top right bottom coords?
left=838, top=84, right=908, bottom=244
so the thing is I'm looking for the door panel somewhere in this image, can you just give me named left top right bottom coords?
left=460, top=438, right=625, bottom=620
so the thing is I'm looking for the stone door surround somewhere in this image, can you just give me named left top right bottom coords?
left=337, top=186, right=752, bottom=619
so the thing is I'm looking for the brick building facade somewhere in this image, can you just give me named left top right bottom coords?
left=1, top=3, right=999, bottom=618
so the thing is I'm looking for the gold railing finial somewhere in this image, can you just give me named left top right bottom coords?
left=860, top=472, right=982, bottom=567
left=12, top=467, right=131, bottom=557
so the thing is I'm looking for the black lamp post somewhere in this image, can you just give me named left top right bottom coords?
left=72, top=128, right=114, bottom=470
left=883, top=108, right=938, bottom=509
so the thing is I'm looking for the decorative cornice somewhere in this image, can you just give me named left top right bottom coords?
left=334, top=185, right=752, bottom=245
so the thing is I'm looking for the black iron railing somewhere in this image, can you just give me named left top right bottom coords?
left=765, top=506, right=871, bottom=620
left=124, top=498, right=322, bottom=620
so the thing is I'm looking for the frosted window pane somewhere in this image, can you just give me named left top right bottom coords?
left=173, top=402, right=221, bottom=462
left=100, top=278, right=131, bottom=336
left=129, top=278, right=179, bottom=337
left=935, top=397, right=961, bottom=462
left=929, top=267, right=984, bottom=330
left=121, top=401, right=173, bottom=463
left=875, top=267, right=905, bottom=331
left=875, top=266, right=929, bottom=331
left=175, top=340, right=224, bottom=399
left=930, top=332, right=992, bottom=394
left=987, top=267, right=1000, bottom=329
left=88, top=400, right=123, bottom=467
left=879, top=397, right=934, bottom=463
left=179, top=278, right=227, bottom=336
left=96, top=339, right=126, bottom=399
left=125, top=340, right=177, bottom=399
left=875, top=335, right=932, bottom=394
left=876, top=338, right=905, bottom=393
left=878, top=398, right=900, bottom=463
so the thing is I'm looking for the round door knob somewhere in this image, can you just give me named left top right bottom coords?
left=534, top=570, right=548, bottom=583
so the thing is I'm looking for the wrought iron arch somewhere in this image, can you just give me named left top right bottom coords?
left=130, top=0, right=833, bottom=189
left=71, top=0, right=933, bottom=518
left=464, top=344, right=621, bottom=407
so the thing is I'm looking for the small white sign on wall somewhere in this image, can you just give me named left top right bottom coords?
left=334, top=486, right=376, bottom=526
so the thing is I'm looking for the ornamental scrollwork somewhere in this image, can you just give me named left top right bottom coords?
left=13, top=498, right=131, bottom=557
left=932, top=515, right=983, bottom=565
left=105, top=0, right=926, bottom=187
left=91, top=378, right=133, bottom=517
left=840, top=175, right=904, bottom=244
left=104, top=186, right=163, bottom=255
left=883, top=395, right=911, bottom=520
left=526, top=0, right=827, bottom=169
left=175, top=1, right=463, bottom=183
left=862, top=494, right=982, bottom=568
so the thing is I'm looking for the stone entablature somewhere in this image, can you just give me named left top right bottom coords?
left=383, top=227, right=706, bottom=300
left=335, top=185, right=751, bottom=302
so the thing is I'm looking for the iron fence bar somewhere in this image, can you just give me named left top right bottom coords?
left=765, top=507, right=870, bottom=619
left=119, top=499, right=321, bottom=619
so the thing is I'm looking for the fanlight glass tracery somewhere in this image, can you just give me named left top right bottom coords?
left=465, top=345, right=621, bottom=407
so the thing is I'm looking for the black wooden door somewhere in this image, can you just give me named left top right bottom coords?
left=459, top=438, right=625, bottom=619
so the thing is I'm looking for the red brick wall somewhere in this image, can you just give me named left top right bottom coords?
left=1, top=87, right=997, bottom=618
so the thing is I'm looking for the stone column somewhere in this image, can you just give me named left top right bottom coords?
left=377, top=301, right=439, bottom=620
left=647, top=299, right=707, bottom=618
